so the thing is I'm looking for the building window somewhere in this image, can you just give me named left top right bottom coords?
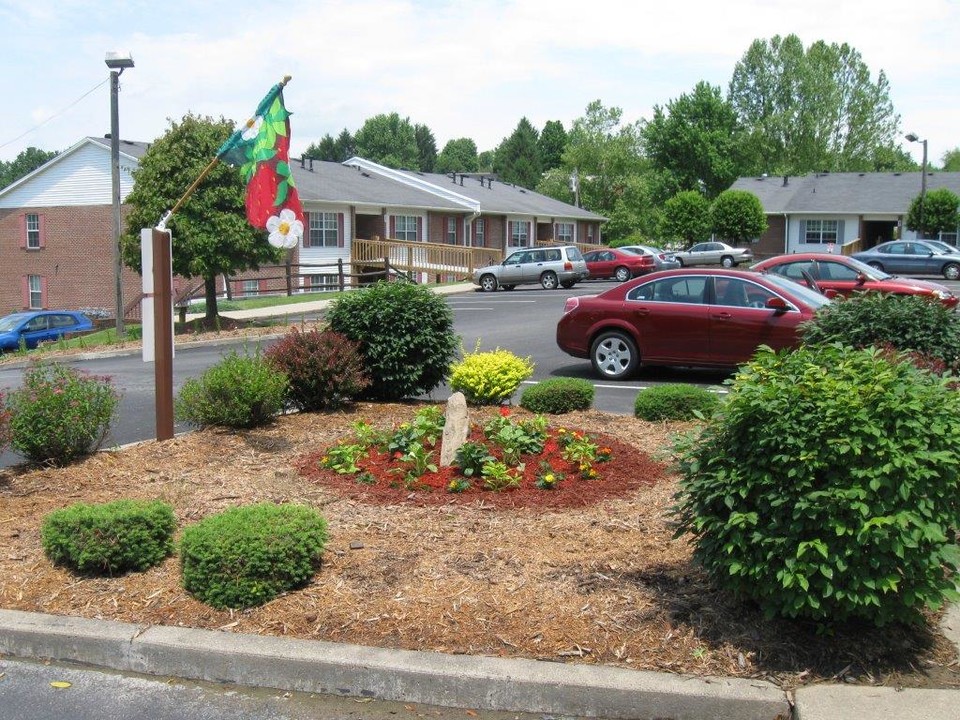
left=446, top=217, right=457, bottom=244
left=473, top=218, right=485, bottom=247
left=556, top=222, right=574, bottom=244
left=306, top=274, right=338, bottom=292
left=804, top=219, right=839, bottom=244
left=26, top=214, right=41, bottom=249
left=28, top=275, right=43, bottom=309
left=308, top=212, right=339, bottom=248
left=511, top=221, right=530, bottom=247
left=395, top=215, right=418, bottom=241
left=243, top=280, right=259, bottom=297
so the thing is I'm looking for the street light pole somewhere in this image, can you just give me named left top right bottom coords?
left=105, top=51, right=134, bottom=337
left=905, top=133, right=928, bottom=239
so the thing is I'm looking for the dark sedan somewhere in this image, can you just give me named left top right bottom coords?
left=751, top=252, right=959, bottom=309
left=852, top=240, right=960, bottom=280
left=556, top=268, right=830, bottom=379
left=582, top=247, right=655, bottom=282
left=0, top=310, right=94, bottom=351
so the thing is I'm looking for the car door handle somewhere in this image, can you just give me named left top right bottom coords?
left=712, top=311, right=734, bottom=319
left=633, top=308, right=650, bottom=317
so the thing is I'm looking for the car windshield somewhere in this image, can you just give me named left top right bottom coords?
left=762, top=274, right=832, bottom=309
left=0, top=314, right=30, bottom=332
left=843, top=256, right=891, bottom=280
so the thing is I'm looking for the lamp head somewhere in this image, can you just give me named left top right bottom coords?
left=905, top=133, right=920, bottom=143
left=104, top=51, right=135, bottom=70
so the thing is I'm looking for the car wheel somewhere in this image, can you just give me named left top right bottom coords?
left=479, top=274, right=498, bottom=292
left=943, top=263, right=960, bottom=281
left=614, top=266, right=631, bottom=282
left=676, top=257, right=685, bottom=267
left=540, top=271, right=559, bottom=290
left=590, top=331, right=639, bottom=380
left=867, top=261, right=884, bottom=272
left=721, top=256, right=735, bottom=268
left=560, top=280, right=576, bottom=289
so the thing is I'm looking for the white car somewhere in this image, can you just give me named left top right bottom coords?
left=674, top=241, right=754, bottom=268
left=472, top=245, right=589, bottom=291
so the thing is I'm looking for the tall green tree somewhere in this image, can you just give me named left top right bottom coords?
left=354, top=113, right=419, bottom=169
left=729, top=34, right=901, bottom=175
left=494, top=117, right=542, bottom=188
left=121, top=113, right=282, bottom=321
left=538, top=120, right=567, bottom=171
left=661, top=190, right=713, bottom=248
left=304, top=128, right=354, bottom=162
left=643, top=82, right=743, bottom=199
left=435, top=138, right=479, bottom=173
left=414, top=124, right=437, bottom=172
left=711, top=189, right=767, bottom=244
left=477, top=150, right=495, bottom=172
left=942, top=148, right=960, bottom=172
left=0, top=146, right=58, bottom=189
left=906, top=187, right=960, bottom=238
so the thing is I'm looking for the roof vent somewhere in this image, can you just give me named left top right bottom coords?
left=300, top=156, right=305, bottom=168
left=308, top=158, right=314, bottom=171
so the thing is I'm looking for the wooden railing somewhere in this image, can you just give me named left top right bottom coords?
left=352, top=237, right=503, bottom=281
left=841, top=237, right=863, bottom=255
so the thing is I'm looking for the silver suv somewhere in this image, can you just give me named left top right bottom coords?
left=473, top=245, right=589, bottom=292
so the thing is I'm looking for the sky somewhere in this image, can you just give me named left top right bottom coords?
left=1, top=0, right=957, bottom=167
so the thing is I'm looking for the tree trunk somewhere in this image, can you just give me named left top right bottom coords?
left=204, top=275, right=219, bottom=321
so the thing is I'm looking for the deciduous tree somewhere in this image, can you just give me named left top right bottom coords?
left=435, top=138, right=479, bottom=173
left=0, top=146, right=58, bottom=189
left=906, top=187, right=960, bottom=239
left=354, top=113, right=419, bottom=169
left=661, top=191, right=712, bottom=248
left=711, top=189, right=767, bottom=244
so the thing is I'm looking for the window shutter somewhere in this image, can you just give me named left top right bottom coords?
left=302, top=211, right=311, bottom=248
left=836, top=219, right=845, bottom=244
left=259, top=279, right=267, bottom=292
left=338, top=213, right=345, bottom=248
left=18, top=215, right=26, bottom=249
left=389, top=216, right=396, bottom=238
left=39, top=214, right=46, bottom=248
left=40, top=276, right=48, bottom=308
left=21, top=276, right=28, bottom=308
left=799, top=220, right=807, bottom=243
left=417, top=216, right=423, bottom=241
left=508, top=221, right=514, bottom=244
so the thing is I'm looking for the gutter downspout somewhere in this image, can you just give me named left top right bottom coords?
left=783, top=214, right=789, bottom=254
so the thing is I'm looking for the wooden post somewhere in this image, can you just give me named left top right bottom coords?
left=285, top=257, right=293, bottom=296
left=153, top=228, right=175, bottom=441
left=338, top=258, right=345, bottom=291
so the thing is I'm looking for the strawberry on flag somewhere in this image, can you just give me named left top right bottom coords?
left=217, top=77, right=304, bottom=249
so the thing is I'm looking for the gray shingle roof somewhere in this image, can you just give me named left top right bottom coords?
left=86, top=136, right=150, bottom=160
left=731, top=172, right=960, bottom=215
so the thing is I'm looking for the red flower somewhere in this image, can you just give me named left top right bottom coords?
left=499, top=406, right=511, bottom=418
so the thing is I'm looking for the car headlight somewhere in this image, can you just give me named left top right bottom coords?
left=933, top=289, right=951, bottom=300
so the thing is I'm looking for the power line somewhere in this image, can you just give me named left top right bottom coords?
left=0, top=78, right=109, bottom=152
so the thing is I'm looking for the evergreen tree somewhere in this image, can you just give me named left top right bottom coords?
left=494, top=118, right=542, bottom=188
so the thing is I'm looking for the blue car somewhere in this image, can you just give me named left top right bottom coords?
left=852, top=240, right=960, bottom=280
left=0, top=310, right=94, bottom=351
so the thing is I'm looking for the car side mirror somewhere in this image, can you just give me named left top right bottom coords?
left=766, top=296, right=789, bottom=313
left=855, top=273, right=867, bottom=286
left=823, top=289, right=839, bottom=299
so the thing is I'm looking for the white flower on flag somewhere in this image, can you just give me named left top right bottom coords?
left=266, top=208, right=304, bottom=249
left=241, top=116, right=263, bottom=141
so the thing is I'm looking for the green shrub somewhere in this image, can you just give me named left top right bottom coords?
left=175, top=351, right=288, bottom=429
left=634, top=384, right=720, bottom=421
left=326, top=281, right=458, bottom=401
left=671, top=344, right=960, bottom=626
left=180, top=503, right=329, bottom=609
left=801, top=292, right=960, bottom=371
left=264, top=328, right=370, bottom=411
left=448, top=344, right=534, bottom=405
left=0, top=391, right=10, bottom=454
left=8, top=360, right=120, bottom=465
left=520, top=377, right=594, bottom=414
left=41, top=499, right=176, bottom=575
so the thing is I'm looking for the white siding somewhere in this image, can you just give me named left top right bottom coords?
left=0, top=141, right=137, bottom=209
left=299, top=205, right=352, bottom=267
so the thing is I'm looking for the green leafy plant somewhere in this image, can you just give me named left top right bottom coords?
left=0, top=390, right=10, bottom=454
left=448, top=343, right=534, bottom=406
left=447, top=477, right=472, bottom=493
left=41, top=500, right=175, bottom=575
left=520, top=377, right=594, bottom=414
left=801, top=292, right=960, bottom=371
left=264, top=327, right=370, bottom=411
left=180, top=503, right=328, bottom=609
left=383, top=406, right=445, bottom=455
left=671, top=344, right=960, bottom=626
left=175, top=350, right=288, bottom=429
left=391, top=441, right=437, bottom=477
left=453, top=441, right=496, bottom=478
left=7, top=360, right=120, bottom=465
left=633, top=384, right=721, bottom=421
left=483, top=409, right=547, bottom=463
left=535, top=460, right=562, bottom=490
left=326, top=280, right=458, bottom=400
left=481, top=460, right=521, bottom=491
left=320, top=442, right=367, bottom=474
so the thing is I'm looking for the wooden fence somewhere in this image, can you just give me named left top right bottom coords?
left=352, top=237, right=503, bottom=282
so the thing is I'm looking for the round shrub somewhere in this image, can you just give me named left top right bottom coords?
left=634, top=384, right=720, bottom=421
left=671, top=344, right=960, bottom=626
left=41, top=499, right=176, bottom=575
left=520, top=377, right=594, bottom=414
left=448, top=345, right=534, bottom=405
left=175, top=351, right=288, bottom=428
left=180, top=503, right=328, bottom=609
left=801, top=292, right=960, bottom=371
left=326, top=280, right=458, bottom=401
left=264, top=327, right=370, bottom=411
left=8, top=360, right=120, bottom=465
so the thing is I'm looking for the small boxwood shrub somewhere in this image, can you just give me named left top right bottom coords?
left=801, top=292, right=960, bottom=371
left=448, top=344, right=534, bottom=405
left=264, top=328, right=370, bottom=411
left=326, top=281, right=458, bottom=401
left=175, top=351, right=288, bottom=428
left=634, top=384, right=720, bottom=421
left=7, top=360, right=120, bottom=465
left=671, top=344, right=960, bottom=626
left=41, top=499, right=176, bottom=575
left=520, top=377, right=594, bottom=414
left=180, top=503, right=329, bottom=609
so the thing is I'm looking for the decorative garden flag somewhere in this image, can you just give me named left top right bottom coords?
left=217, top=78, right=304, bottom=249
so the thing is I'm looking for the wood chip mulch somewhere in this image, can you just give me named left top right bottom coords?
left=1, top=401, right=957, bottom=691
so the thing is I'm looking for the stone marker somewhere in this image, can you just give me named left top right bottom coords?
left=439, top=392, right=469, bottom=467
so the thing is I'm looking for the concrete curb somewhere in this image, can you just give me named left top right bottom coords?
left=0, top=609, right=788, bottom=720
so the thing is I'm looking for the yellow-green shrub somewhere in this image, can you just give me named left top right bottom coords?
left=448, top=344, right=534, bottom=405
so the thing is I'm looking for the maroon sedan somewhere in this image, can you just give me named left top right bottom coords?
left=582, top=248, right=655, bottom=282
left=556, top=268, right=830, bottom=379
left=751, top=253, right=958, bottom=309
